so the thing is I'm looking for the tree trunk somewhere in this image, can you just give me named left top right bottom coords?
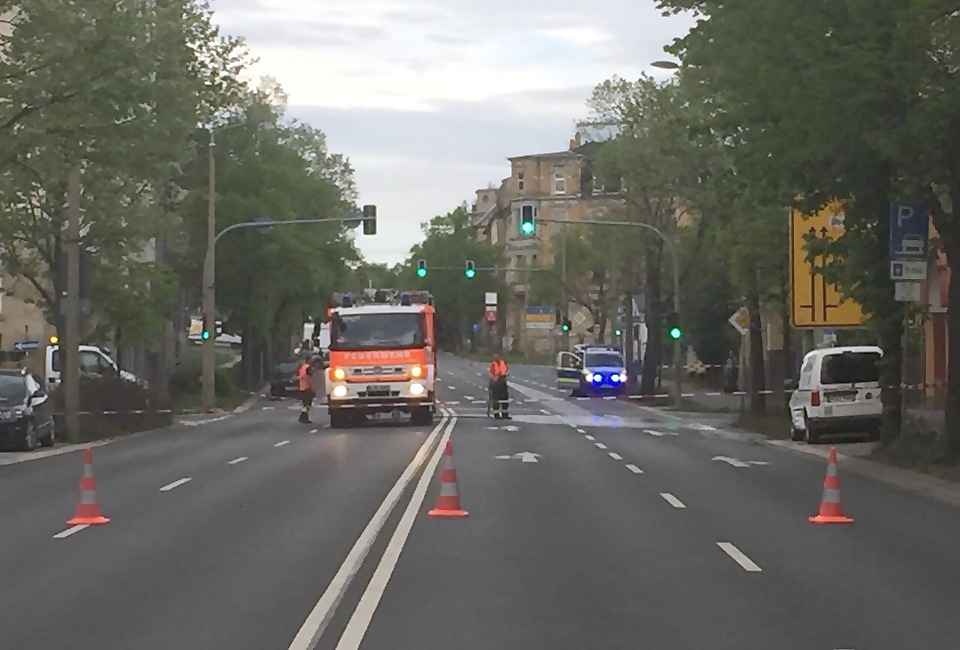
left=640, top=247, right=662, bottom=395
left=944, top=237, right=960, bottom=462
left=746, top=270, right=766, bottom=415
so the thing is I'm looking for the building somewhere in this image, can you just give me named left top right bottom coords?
left=471, top=133, right=623, bottom=354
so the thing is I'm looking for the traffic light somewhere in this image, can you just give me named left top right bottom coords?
left=614, top=328, right=622, bottom=337
left=561, top=318, right=571, bottom=332
left=362, top=205, right=377, bottom=235
left=416, top=259, right=427, bottom=277
left=519, top=204, right=535, bottom=236
left=201, top=327, right=211, bottom=341
left=464, top=260, right=476, bottom=278
left=666, top=313, right=683, bottom=340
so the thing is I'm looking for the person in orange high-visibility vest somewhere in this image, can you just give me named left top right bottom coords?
left=297, top=355, right=316, bottom=424
left=488, top=353, right=511, bottom=420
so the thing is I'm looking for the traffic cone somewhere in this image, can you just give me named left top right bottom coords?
left=809, top=446, right=853, bottom=524
left=67, top=447, right=110, bottom=525
left=429, top=440, right=468, bottom=517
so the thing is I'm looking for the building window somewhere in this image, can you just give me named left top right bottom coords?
left=518, top=180, right=524, bottom=190
left=553, top=167, right=566, bottom=194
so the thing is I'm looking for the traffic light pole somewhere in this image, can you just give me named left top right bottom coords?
left=537, top=217, right=682, bottom=407
left=201, top=213, right=374, bottom=410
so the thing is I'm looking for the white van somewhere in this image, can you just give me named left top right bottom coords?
left=45, top=345, right=142, bottom=390
left=789, top=345, right=883, bottom=443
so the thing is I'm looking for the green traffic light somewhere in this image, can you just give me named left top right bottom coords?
left=201, top=330, right=211, bottom=340
left=614, top=329, right=622, bottom=336
left=520, top=221, right=534, bottom=235
left=465, top=269, right=475, bottom=278
left=669, top=326, right=682, bottom=340
left=417, top=268, right=427, bottom=278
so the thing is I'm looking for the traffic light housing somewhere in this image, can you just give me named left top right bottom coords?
left=416, top=259, right=427, bottom=277
left=519, top=204, right=535, bottom=236
left=465, top=260, right=476, bottom=278
left=666, top=313, right=683, bottom=340
left=362, top=205, right=377, bottom=235
left=561, top=318, right=571, bottom=332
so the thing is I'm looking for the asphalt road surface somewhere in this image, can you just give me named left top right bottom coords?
left=1, top=351, right=958, bottom=649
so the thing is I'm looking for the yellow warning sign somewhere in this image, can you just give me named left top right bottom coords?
left=790, top=202, right=866, bottom=328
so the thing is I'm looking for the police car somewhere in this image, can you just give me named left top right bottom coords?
left=556, top=344, right=628, bottom=397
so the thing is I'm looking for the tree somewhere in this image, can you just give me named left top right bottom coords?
left=657, top=0, right=960, bottom=450
left=173, top=87, right=361, bottom=385
left=0, top=0, right=251, bottom=343
left=404, top=204, right=505, bottom=348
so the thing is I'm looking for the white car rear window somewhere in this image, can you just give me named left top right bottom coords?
left=820, top=352, right=880, bottom=385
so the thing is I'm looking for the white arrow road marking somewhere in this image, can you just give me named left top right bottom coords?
left=495, top=452, right=540, bottom=463
left=712, top=456, right=751, bottom=468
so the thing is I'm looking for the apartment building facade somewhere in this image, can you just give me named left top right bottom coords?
left=472, top=134, right=622, bottom=354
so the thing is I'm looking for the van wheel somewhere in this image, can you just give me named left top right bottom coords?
left=790, top=426, right=804, bottom=442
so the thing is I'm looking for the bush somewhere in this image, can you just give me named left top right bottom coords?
left=51, top=376, right=173, bottom=442
left=169, top=356, right=235, bottom=398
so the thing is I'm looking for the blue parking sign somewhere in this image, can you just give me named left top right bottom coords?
left=889, top=202, right=929, bottom=259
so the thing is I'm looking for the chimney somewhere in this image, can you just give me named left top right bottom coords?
left=569, top=132, right=581, bottom=150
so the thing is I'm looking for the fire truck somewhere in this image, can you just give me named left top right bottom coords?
left=324, top=289, right=437, bottom=428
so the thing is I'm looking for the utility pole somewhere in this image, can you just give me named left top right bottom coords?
left=560, top=230, right=569, bottom=352
left=201, top=130, right=216, bottom=411
left=64, top=168, right=81, bottom=441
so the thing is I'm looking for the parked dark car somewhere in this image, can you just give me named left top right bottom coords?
left=271, top=360, right=302, bottom=399
left=0, top=368, right=56, bottom=451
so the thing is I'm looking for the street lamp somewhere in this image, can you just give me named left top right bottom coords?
left=201, top=210, right=376, bottom=409
left=201, top=116, right=269, bottom=411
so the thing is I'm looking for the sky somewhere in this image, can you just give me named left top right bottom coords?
left=209, top=0, right=694, bottom=265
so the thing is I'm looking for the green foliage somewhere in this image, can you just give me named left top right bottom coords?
left=404, top=204, right=505, bottom=346
left=656, top=0, right=960, bottom=452
left=0, top=0, right=252, bottom=341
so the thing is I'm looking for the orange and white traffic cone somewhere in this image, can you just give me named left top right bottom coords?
left=67, top=447, right=110, bottom=526
left=809, top=446, right=853, bottom=524
left=428, top=440, right=468, bottom=517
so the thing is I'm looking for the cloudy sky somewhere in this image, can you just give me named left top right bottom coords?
left=209, top=0, right=693, bottom=264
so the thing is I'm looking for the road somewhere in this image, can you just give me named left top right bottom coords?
left=1, top=352, right=958, bottom=649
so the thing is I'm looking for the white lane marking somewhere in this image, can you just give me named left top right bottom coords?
left=717, top=542, right=762, bottom=572
left=692, top=423, right=717, bottom=431
left=645, top=429, right=665, bottom=436
left=595, top=442, right=607, bottom=450
left=262, top=406, right=275, bottom=410
left=585, top=434, right=595, bottom=441
left=333, top=416, right=458, bottom=649
left=286, top=412, right=450, bottom=650
left=626, top=464, right=643, bottom=474
left=660, top=493, right=686, bottom=508
left=576, top=428, right=586, bottom=433
left=274, top=440, right=291, bottom=447
left=539, top=408, right=550, bottom=415
left=310, top=429, right=319, bottom=433
left=53, top=524, right=89, bottom=539
left=228, top=457, right=248, bottom=465
left=159, top=478, right=191, bottom=492
left=568, top=423, right=578, bottom=429
left=608, top=452, right=622, bottom=460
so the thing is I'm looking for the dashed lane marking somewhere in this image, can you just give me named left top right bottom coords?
left=660, top=493, right=686, bottom=509
left=595, top=442, right=607, bottom=450
left=608, top=452, right=622, bottom=460
left=159, top=478, right=191, bottom=492
left=626, top=464, right=643, bottom=474
left=228, top=457, right=247, bottom=465
left=717, top=542, right=762, bottom=572
left=274, top=440, right=291, bottom=447
left=53, top=525, right=89, bottom=539
left=585, top=434, right=595, bottom=441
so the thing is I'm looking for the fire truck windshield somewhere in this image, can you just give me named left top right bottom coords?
left=331, top=313, right=426, bottom=351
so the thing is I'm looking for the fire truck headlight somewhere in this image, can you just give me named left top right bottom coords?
left=332, top=367, right=346, bottom=381
left=332, top=385, right=348, bottom=398
left=409, top=383, right=425, bottom=396
left=410, top=365, right=423, bottom=378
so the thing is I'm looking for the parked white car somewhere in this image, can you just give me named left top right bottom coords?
left=789, top=345, right=883, bottom=443
left=45, top=345, right=144, bottom=390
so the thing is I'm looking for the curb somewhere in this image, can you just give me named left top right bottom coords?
left=766, top=439, right=960, bottom=509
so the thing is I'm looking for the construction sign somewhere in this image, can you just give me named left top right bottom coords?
left=789, top=202, right=866, bottom=328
